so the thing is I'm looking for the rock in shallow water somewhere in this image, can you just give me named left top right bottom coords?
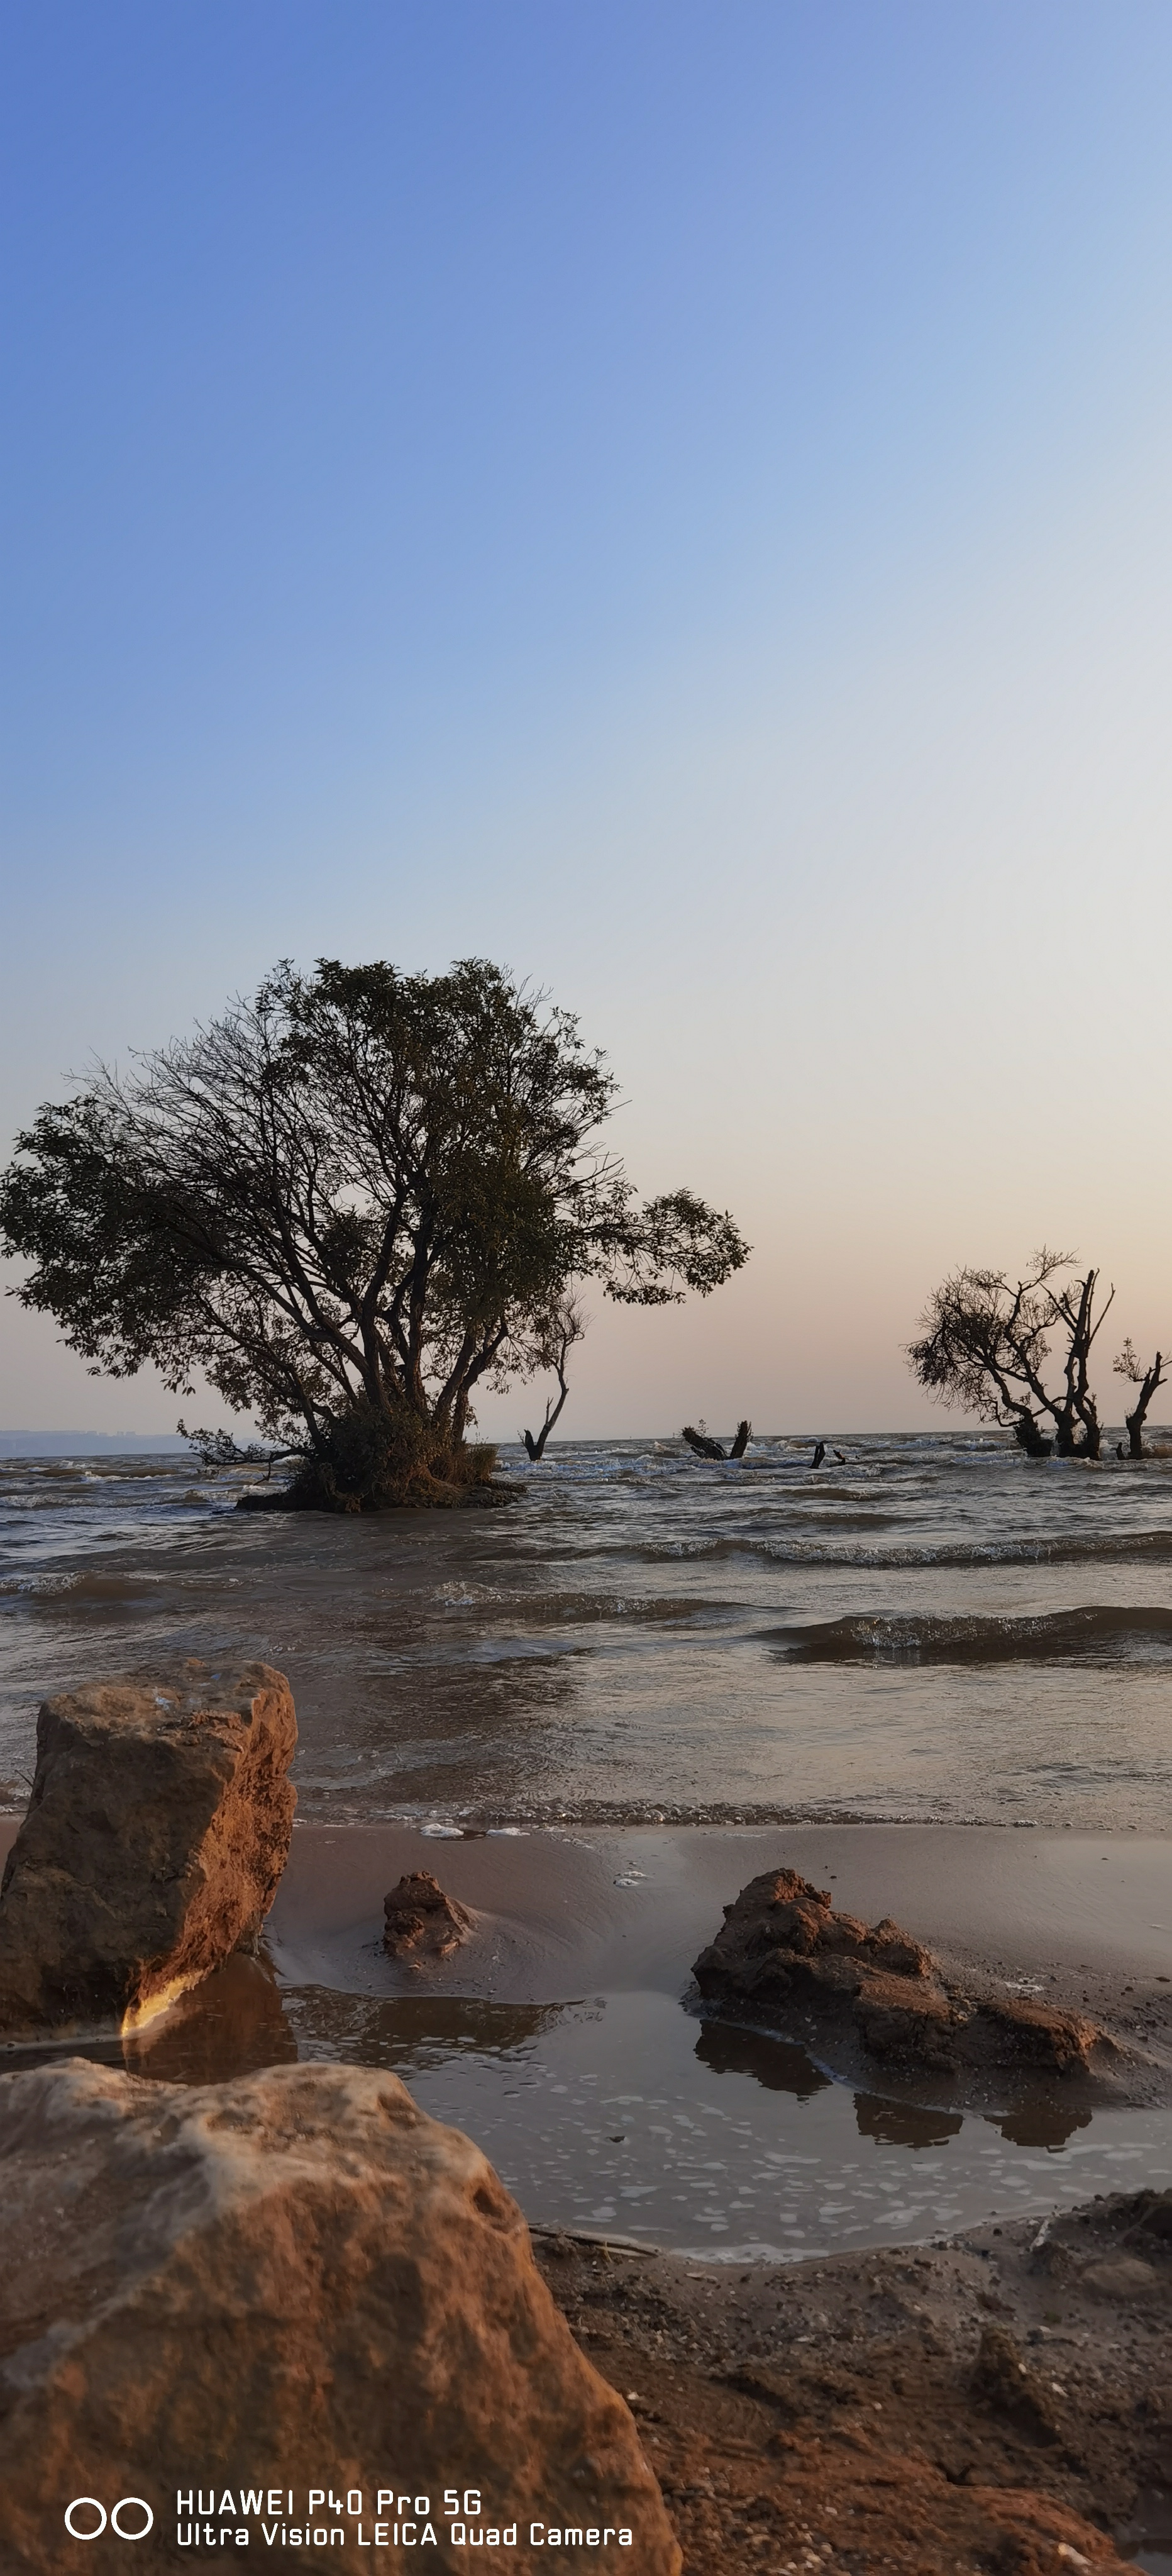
left=384, top=1868, right=474, bottom=1958
left=0, top=2058, right=680, bottom=2574
left=0, top=1660, right=296, bottom=2038
left=694, top=1868, right=1116, bottom=2081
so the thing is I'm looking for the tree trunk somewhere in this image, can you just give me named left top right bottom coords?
left=1053, top=1401, right=1079, bottom=1457
left=1012, top=1413, right=1053, bottom=1459
left=1054, top=1409, right=1102, bottom=1459
left=522, top=1375, right=569, bottom=1461
left=1125, top=1352, right=1164, bottom=1457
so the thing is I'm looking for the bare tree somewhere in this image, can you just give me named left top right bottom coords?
left=682, top=1418, right=751, bottom=1460
left=682, top=1422, right=724, bottom=1459
left=907, top=1252, right=1119, bottom=1458
left=1114, top=1338, right=1166, bottom=1458
left=521, top=1296, right=584, bottom=1461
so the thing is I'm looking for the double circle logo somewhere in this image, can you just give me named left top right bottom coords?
left=65, top=2499, right=153, bottom=2540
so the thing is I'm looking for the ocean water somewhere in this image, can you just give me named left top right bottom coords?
left=2, top=1430, right=1172, bottom=1826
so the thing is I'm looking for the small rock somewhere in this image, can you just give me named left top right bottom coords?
left=384, top=1867, right=473, bottom=1957
left=853, top=1973, right=961, bottom=2069
left=1080, top=2255, right=1162, bottom=2301
left=970, top=2324, right=1061, bottom=2443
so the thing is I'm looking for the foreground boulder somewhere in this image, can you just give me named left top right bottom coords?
left=384, top=1868, right=474, bottom=1958
left=0, top=2058, right=680, bottom=2574
left=0, top=1660, right=296, bottom=2038
left=694, top=1870, right=1117, bottom=2081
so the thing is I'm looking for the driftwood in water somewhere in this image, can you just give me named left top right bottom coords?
left=682, top=1419, right=751, bottom=1462
left=682, top=1425, right=724, bottom=1458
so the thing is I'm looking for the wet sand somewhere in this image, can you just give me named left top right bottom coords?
left=533, top=2187, right=1171, bottom=2573
left=5, top=1813, right=1169, bottom=2008
left=260, top=1820, right=1172, bottom=2058
left=3, top=1816, right=1170, bottom=2564
left=4, top=1814, right=1169, bottom=2126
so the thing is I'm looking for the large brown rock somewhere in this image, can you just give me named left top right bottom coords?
left=0, top=1660, right=296, bottom=2038
left=694, top=1868, right=1116, bottom=2084
left=0, top=2058, right=680, bottom=2574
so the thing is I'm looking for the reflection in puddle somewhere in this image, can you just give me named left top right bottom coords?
left=854, top=2094, right=964, bottom=2150
left=3, top=1971, right=1168, bottom=2262
left=124, top=1954, right=299, bottom=2085
left=693, top=2019, right=830, bottom=2101
left=275, top=1986, right=1172, bottom=2260
left=990, top=2099, right=1093, bottom=2151
left=279, top=1987, right=584, bottom=2075
left=0, top=1953, right=299, bottom=2089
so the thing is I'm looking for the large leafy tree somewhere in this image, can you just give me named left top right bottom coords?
left=0, top=958, right=749, bottom=1506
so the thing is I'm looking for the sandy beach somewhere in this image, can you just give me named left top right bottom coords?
left=3, top=1811, right=1171, bottom=2567
left=275, top=1821, right=1172, bottom=2569
left=531, top=2187, right=1172, bottom=2574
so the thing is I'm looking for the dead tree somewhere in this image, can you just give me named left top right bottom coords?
left=907, top=1252, right=1117, bottom=1459
left=1114, top=1338, right=1166, bottom=1458
left=682, top=1423, right=727, bottom=1459
left=1045, top=1268, right=1115, bottom=1458
left=521, top=1299, right=583, bottom=1462
left=682, top=1418, right=751, bottom=1460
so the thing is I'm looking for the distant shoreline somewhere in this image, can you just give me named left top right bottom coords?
left=0, top=1432, right=191, bottom=1456
left=4, top=1424, right=1172, bottom=1459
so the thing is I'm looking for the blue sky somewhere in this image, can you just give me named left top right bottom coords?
left=3, top=3, right=1172, bottom=1435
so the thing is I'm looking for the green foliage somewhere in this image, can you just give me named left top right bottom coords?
left=1, top=957, right=749, bottom=1507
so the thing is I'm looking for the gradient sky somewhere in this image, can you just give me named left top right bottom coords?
left=3, top=1, right=1172, bottom=1439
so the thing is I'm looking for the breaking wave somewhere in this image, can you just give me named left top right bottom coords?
left=0, top=1570, right=168, bottom=1603
left=638, top=1529, right=1172, bottom=1570
left=760, top=1606, right=1172, bottom=1663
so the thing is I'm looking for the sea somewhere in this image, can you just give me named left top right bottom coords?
left=2, top=1428, right=1171, bottom=1828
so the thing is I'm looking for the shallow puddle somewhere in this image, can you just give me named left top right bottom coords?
left=278, top=1980, right=1172, bottom=2260
left=19, top=1953, right=1169, bottom=2263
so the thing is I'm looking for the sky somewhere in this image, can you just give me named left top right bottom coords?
left=3, top=1, right=1172, bottom=1440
